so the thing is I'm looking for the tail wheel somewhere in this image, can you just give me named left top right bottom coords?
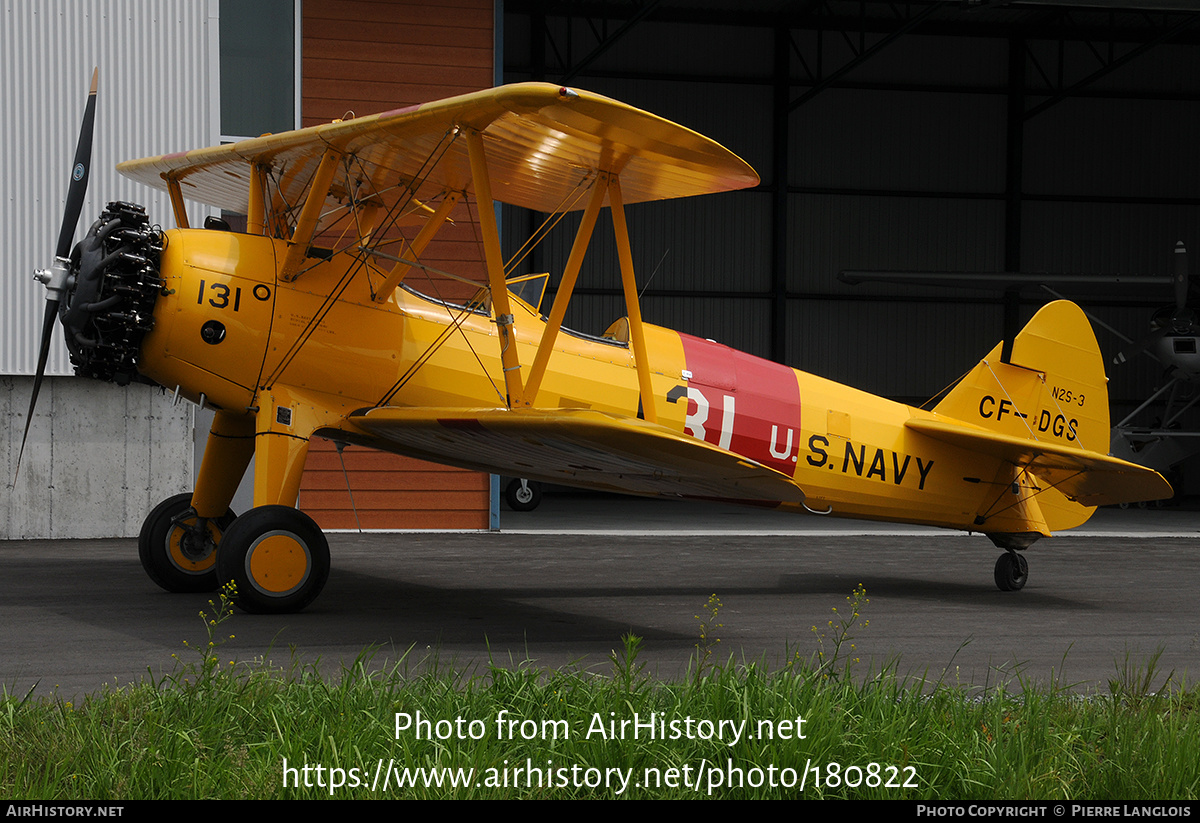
left=994, top=551, right=1029, bottom=592
left=216, top=506, right=330, bottom=614
left=505, top=478, right=543, bottom=511
left=138, top=492, right=236, bottom=593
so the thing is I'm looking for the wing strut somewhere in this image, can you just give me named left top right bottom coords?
left=281, top=147, right=343, bottom=282
left=459, top=152, right=660, bottom=419
left=466, top=128, right=525, bottom=408
left=247, top=164, right=269, bottom=236
left=609, top=176, right=658, bottom=424
left=165, top=177, right=190, bottom=228
left=523, top=176, right=609, bottom=404
left=371, top=191, right=462, bottom=303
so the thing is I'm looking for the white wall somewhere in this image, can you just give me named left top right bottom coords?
left=1, top=1, right=218, bottom=537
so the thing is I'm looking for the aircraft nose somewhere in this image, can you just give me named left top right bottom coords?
left=57, top=201, right=164, bottom=386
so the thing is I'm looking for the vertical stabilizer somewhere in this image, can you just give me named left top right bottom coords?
left=931, top=300, right=1113, bottom=531
left=933, top=301, right=1109, bottom=453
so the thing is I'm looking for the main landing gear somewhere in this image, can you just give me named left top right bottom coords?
left=139, top=496, right=330, bottom=613
left=215, top=506, right=330, bottom=614
left=138, top=493, right=236, bottom=593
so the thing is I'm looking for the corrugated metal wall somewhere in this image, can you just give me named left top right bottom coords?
left=2, top=0, right=218, bottom=376
left=2, top=0, right=214, bottom=537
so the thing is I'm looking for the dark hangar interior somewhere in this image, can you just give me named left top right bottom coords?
left=500, top=1, right=1200, bottom=471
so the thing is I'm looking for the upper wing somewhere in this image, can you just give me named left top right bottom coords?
left=117, top=83, right=759, bottom=216
left=343, top=406, right=806, bottom=505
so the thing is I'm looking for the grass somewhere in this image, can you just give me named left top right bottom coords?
left=2, top=584, right=1199, bottom=799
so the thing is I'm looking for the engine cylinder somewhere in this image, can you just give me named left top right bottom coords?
left=60, top=202, right=163, bottom=385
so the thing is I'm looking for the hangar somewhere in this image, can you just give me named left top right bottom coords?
left=4, top=0, right=1198, bottom=539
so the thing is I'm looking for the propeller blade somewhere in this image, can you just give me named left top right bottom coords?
left=1174, top=241, right=1189, bottom=315
left=55, top=67, right=98, bottom=260
left=1113, top=326, right=1168, bottom=367
left=15, top=300, right=62, bottom=474
left=18, top=68, right=98, bottom=479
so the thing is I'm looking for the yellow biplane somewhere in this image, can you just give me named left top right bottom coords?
left=25, top=79, right=1171, bottom=613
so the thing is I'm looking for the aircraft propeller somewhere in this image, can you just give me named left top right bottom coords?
left=1112, top=241, right=1197, bottom=367
left=1171, top=239, right=1192, bottom=332
left=17, top=68, right=99, bottom=474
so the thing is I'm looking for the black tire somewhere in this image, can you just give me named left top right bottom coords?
left=138, top=493, right=236, bottom=593
left=504, top=478, right=543, bottom=512
left=994, top=551, right=1029, bottom=592
left=216, top=506, right=330, bottom=614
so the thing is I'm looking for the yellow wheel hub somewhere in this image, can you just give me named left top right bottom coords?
left=246, top=531, right=311, bottom=595
left=167, top=518, right=220, bottom=573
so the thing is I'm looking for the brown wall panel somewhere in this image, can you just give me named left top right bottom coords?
left=298, top=0, right=494, bottom=529
left=302, top=0, right=492, bottom=126
left=300, top=439, right=490, bottom=531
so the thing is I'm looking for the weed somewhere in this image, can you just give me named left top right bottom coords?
left=172, top=580, right=239, bottom=689
left=609, top=632, right=647, bottom=694
left=1109, top=645, right=1174, bottom=711
left=693, top=593, right=723, bottom=683
left=810, top=583, right=869, bottom=681
left=6, top=583, right=1200, bottom=799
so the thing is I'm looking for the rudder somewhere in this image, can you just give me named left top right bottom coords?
left=931, top=300, right=1111, bottom=531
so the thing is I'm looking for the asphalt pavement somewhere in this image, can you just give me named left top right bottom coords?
left=2, top=493, right=1198, bottom=699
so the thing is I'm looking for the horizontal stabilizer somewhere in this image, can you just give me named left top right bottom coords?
left=345, top=406, right=806, bottom=504
left=906, top=417, right=1172, bottom=506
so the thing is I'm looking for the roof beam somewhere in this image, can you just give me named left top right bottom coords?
left=560, top=0, right=661, bottom=84
left=788, top=2, right=942, bottom=111
left=1023, top=11, right=1200, bottom=118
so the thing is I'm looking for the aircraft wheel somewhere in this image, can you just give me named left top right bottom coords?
left=216, top=506, right=329, bottom=614
left=994, top=551, right=1029, bottom=592
left=138, top=493, right=236, bottom=593
left=504, top=478, right=543, bottom=512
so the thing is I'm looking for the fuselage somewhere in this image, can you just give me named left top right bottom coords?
left=137, top=227, right=1009, bottom=532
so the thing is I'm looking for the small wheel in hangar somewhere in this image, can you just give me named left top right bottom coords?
left=138, top=492, right=236, bottom=593
left=505, top=478, right=543, bottom=512
left=994, top=551, right=1029, bottom=592
left=216, top=505, right=330, bottom=614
